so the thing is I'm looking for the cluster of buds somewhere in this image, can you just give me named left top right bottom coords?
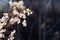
left=8, top=30, right=16, bottom=40
left=9, top=0, right=24, bottom=9
left=0, top=29, right=6, bottom=38
left=0, top=0, right=33, bottom=40
left=8, top=0, right=33, bottom=27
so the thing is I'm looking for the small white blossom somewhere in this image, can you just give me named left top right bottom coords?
left=17, top=18, right=21, bottom=24
left=3, top=13, right=9, bottom=18
left=10, top=30, right=16, bottom=36
left=22, top=14, right=26, bottom=19
left=23, top=10, right=26, bottom=14
left=19, top=13, right=24, bottom=18
left=14, top=17, right=21, bottom=24
left=0, top=23, right=4, bottom=30
left=1, top=17, right=5, bottom=22
left=8, top=37, right=14, bottom=40
left=13, top=7, right=16, bottom=10
left=13, top=2, right=17, bottom=6
left=9, top=0, right=13, bottom=7
left=8, top=30, right=16, bottom=40
left=1, top=16, right=8, bottom=23
left=3, top=13, right=8, bottom=16
left=0, top=29, right=6, bottom=33
left=0, top=34, right=5, bottom=38
left=26, top=8, right=31, bottom=12
left=18, top=1, right=24, bottom=5
left=27, top=12, right=30, bottom=16
left=30, top=11, right=33, bottom=14
left=22, top=20, right=27, bottom=27
left=9, top=18, right=15, bottom=24
left=9, top=17, right=20, bottom=24
left=13, top=10, right=19, bottom=15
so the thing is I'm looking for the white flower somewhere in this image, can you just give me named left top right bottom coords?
left=26, top=8, right=31, bottom=12
left=13, top=2, right=17, bottom=6
left=10, top=30, right=16, bottom=36
left=22, top=20, right=27, bottom=27
left=22, top=14, right=26, bottom=19
left=9, top=0, right=13, bottom=7
left=27, top=12, right=30, bottom=16
left=16, top=3, right=20, bottom=8
left=9, top=17, right=20, bottom=24
left=0, top=34, right=5, bottom=38
left=16, top=1, right=25, bottom=9
left=26, top=8, right=33, bottom=16
left=9, top=18, right=15, bottom=24
left=1, top=17, right=5, bottom=22
left=0, top=29, right=6, bottom=33
left=19, top=13, right=26, bottom=19
left=18, top=1, right=24, bottom=5
left=8, top=37, right=14, bottom=40
left=14, top=17, right=21, bottom=24
left=1, top=16, right=8, bottom=24
left=8, top=30, right=16, bottom=40
left=30, top=11, right=33, bottom=14
left=19, top=13, right=24, bottom=18
left=5, top=16, right=9, bottom=19
left=1, top=16, right=7, bottom=22
left=23, top=10, right=26, bottom=14
left=13, top=7, right=16, bottom=10
left=3, top=13, right=9, bottom=18
left=0, top=23, right=4, bottom=30
left=3, top=13, right=8, bottom=16
left=13, top=10, right=19, bottom=15
left=3, top=22, right=7, bottom=25
left=0, top=0, right=33, bottom=40
left=17, top=18, right=21, bottom=24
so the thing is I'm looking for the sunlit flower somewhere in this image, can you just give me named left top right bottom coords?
left=16, top=18, right=21, bottom=24
left=19, top=13, right=24, bottom=18
left=3, top=13, right=8, bottom=16
left=8, top=37, right=14, bottom=40
left=22, top=14, right=26, bottom=19
left=14, top=17, right=21, bottom=24
left=0, top=23, right=4, bottom=30
left=26, top=8, right=31, bottom=12
left=9, top=18, right=15, bottom=24
left=0, top=0, right=33, bottom=39
left=23, top=10, right=26, bottom=14
left=0, top=34, right=5, bottom=38
left=10, top=30, right=16, bottom=36
left=22, top=20, right=27, bottom=27
left=3, top=13, right=9, bottom=18
left=0, top=29, right=6, bottom=33
left=13, top=7, right=16, bottom=10
left=18, top=1, right=24, bottom=5
left=8, top=30, right=16, bottom=40
left=9, top=0, right=13, bottom=7
left=27, top=12, right=30, bottom=16
left=13, top=10, right=19, bottom=15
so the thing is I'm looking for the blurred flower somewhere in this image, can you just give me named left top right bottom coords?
left=0, top=34, right=5, bottom=38
left=22, top=20, right=27, bottom=27
left=0, top=0, right=33, bottom=40
left=8, top=30, right=16, bottom=40
left=13, top=10, right=19, bottom=15
left=0, top=29, right=6, bottom=33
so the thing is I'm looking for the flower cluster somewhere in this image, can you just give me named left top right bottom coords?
left=0, top=0, right=33, bottom=40
left=8, top=0, right=33, bottom=27
left=8, top=30, right=16, bottom=40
